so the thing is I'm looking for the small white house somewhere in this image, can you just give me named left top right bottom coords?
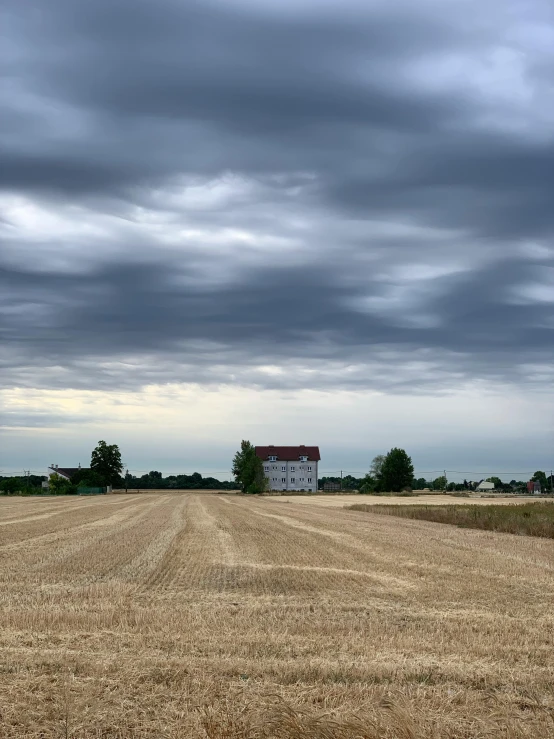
left=476, top=480, right=495, bottom=492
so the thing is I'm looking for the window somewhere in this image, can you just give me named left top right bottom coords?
left=300, top=456, right=308, bottom=462
left=290, top=477, right=295, bottom=483
left=299, top=477, right=304, bottom=482
left=307, top=466, right=312, bottom=471
left=281, top=466, right=286, bottom=471
left=308, top=478, right=312, bottom=483
left=264, top=466, right=269, bottom=472
left=272, top=466, right=277, bottom=470
left=290, top=466, right=295, bottom=471
left=281, top=478, right=286, bottom=483
left=269, top=455, right=277, bottom=462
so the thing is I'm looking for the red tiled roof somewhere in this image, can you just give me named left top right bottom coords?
left=255, top=446, right=321, bottom=461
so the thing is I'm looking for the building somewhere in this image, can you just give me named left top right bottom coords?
left=527, top=480, right=541, bottom=495
left=47, top=464, right=87, bottom=482
left=323, top=480, right=341, bottom=492
left=255, top=445, right=320, bottom=492
left=476, top=480, right=495, bottom=492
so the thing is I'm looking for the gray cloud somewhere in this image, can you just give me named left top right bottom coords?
left=1, top=0, right=553, bottom=395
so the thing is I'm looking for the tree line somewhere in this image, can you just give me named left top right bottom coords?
left=122, top=470, right=239, bottom=490
left=2, top=439, right=552, bottom=495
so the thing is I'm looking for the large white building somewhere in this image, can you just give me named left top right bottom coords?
left=255, top=445, right=320, bottom=492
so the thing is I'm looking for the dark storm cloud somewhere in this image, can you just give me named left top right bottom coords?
left=1, top=0, right=553, bottom=392
left=1, top=249, right=553, bottom=392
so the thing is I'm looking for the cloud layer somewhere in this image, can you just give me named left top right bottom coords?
left=2, top=0, right=554, bottom=397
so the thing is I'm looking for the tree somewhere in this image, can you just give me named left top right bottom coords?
left=90, top=440, right=123, bottom=485
left=0, top=477, right=21, bottom=494
left=486, top=476, right=502, bottom=488
left=380, top=448, right=414, bottom=493
left=232, top=440, right=267, bottom=493
left=71, top=468, right=104, bottom=487
left=433, top=476, right=447, bottom=491
left=48, top=473, right=75, bottom=495
left=359, top=474, right=376, bottom=493
left=370, top=455, right=386, bottom=479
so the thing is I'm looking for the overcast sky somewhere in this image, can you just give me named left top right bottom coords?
left=1, top=0, right=553, bottom=479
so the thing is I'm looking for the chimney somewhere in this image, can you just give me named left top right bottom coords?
left=55, top=464, right=58, bottom=469
left=78, top=463, right=81, bottom=469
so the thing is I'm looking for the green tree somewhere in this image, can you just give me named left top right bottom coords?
left=433, top=476, right=447, bottom=490
left=486, top=476, right=502, bottom=488
left=0, top=477, right=21, bottom=494
left=48, top=473, right=75, bottom=495
left=71, top=468, right=104, bottom=487
left=90, top=440, right=123, bottom=485
left=232, top=440, right=267, bottom=493
left=380, top=448, right=414, bottom=493
left=359, top=474, right=376, bottom=493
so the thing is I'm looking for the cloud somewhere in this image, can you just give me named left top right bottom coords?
left=1, top=0, right=553, bottom=398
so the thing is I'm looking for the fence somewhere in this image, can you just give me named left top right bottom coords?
left=77, top=487, right=108, bottom=495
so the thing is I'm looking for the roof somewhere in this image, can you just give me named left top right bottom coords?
left=48, top=467, right=88, bottom=479
left=477, top=481, right=495, bottom=489
left=255, top=445, right=321, bottom=461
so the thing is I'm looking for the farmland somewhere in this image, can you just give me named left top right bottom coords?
left=1, top=493, right=553, bottom=737
left=351, top=501, right=554, bottom=538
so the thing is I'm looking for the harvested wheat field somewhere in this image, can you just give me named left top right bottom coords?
left=1, top=493, right=553, bottom=738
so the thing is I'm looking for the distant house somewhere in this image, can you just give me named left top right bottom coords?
left=255, top=445, right=320, bottom=492
left=47, top=464, right=87, bottom=482
left=476, top=480, right=495, bottom=492
left=527, top=480, right=542, bottom=495
left=323, top=480, right=341, bottom=492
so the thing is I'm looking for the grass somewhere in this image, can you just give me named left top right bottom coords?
left=350, top=501, right=554, bottom=538
left=0, top=493, right=553, bottom=737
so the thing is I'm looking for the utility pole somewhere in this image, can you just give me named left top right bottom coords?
left=444, top=469, right=447, bottom=491
left=340, top=470, right=343, bottom=491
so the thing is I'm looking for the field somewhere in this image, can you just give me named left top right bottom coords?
left=264, top=493, right=538, bottom=507
left=351, top=501, right=554, bottom=538
left=1, top=493, right=553, bottom=738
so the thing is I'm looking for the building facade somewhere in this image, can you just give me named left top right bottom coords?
left=255, top=445, right=320, bottom=492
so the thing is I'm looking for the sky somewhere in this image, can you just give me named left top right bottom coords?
left=1, top=0, right=553, bottom=480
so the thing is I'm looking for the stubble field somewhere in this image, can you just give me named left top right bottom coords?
left=1, top=492, right=553, bottom=737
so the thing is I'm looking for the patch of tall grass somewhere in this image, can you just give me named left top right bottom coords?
left=349, top=501, right=554, bottom=538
